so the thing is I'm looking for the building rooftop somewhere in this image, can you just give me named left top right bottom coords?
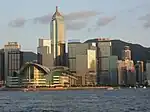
left=52, top=6, right=63, bottom=20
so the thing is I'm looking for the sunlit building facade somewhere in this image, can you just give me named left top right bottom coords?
left=68, top=42, right=97, bottom=86
left=122, top=46, right=131, bottom=60
left=37, top=38, right=53, bottom=68
left=50, top=6, right=66, bottom=66
left=117, top=46, right=136, bottom=86
left=7, top=63, right=77, bottom=87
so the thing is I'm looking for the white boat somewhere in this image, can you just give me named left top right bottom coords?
left=143, top=86, right=146, bottom=89
left=23, top=88, right=29, bottom=92
left=107, top=87, right=114, bottom=90
left=129, top=86, right=132, bottom=88
left=134, top=87, right=136, bottom=89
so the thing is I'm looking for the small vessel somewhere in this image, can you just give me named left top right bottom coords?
left=23, top=88, right=29, bottom=92
left=129, top=86, right=132, bottom=88
left=143, top=86, right=146, bottom=89
left=23, top=85, right=37, bottom=92
left=134, top=87, right=136, bottom=89
left=107, top=87, right=114, bottom=90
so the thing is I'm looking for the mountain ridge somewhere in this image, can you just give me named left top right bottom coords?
left=85, top=39, right=150, bottom=70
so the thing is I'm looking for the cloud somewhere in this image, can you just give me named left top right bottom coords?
left=66, top=20, right=87, bottom=30
left=8, top=18, right=26, bottom=27
left=8, top=10, right=100, bottom=30
left=144, top=22, right=150, bottom=28
left=33, top=13, right=53, bottom=24
left=139, top=13, right=150, bottom=28
left=96, top=16, right=116, bottom=27
left=64, top=11, right=101, bottom=21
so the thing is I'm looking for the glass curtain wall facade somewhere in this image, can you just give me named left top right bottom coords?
left=8, top=51, right=23, bottom=76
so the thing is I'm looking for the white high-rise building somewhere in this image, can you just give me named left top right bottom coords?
left=50, top=6, right=66, bottom=66
left=37, top=38, right=53, bottom=68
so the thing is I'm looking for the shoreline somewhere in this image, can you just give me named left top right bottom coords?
left=0, top=86, right=119, bottom=91
left=0, top=86, right=147, bottom=91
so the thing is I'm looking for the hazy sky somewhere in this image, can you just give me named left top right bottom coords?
left=0, top=0, right=150, bottom=52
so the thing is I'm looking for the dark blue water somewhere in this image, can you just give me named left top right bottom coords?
left=0, top=88, right=150, bottom=112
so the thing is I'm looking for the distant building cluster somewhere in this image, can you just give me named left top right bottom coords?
left=0, top=7, right=149, bottom=88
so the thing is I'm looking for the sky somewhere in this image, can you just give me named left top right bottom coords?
left=0, top=0, right=150, bottom=52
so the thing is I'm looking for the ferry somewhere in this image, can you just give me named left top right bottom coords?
left=23, top=85, right=37, bottom=92
left=107, top=87, right=114, bottom=90
left=143, top=86, right=146, bottom=89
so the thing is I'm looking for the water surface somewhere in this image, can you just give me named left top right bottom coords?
left=0, top=88, right=150, bottom=112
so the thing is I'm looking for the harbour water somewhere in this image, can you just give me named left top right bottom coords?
left=0, top=88, right=150, bottom=112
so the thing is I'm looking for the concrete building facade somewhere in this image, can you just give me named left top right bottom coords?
left=68, top=42, right=97, bottom=86
left=4, top=42, right=21, bottom=85
left=37, top=38, right=53, bottom=68
left=117, top=47, right=136, bottom=86
left=122, top=46, right=131, bottom=60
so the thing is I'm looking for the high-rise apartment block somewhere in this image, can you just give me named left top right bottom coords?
left=122, top=46, right=131, bottom=60
left=117, top=46, right=136, bottom=86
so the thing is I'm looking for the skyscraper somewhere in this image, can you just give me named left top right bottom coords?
left=122, top=46, right=131, bottom=60
left=0, top=49, right=4, bottom=82
left=96, top=38, right=112, bottom=85
left=50, top=6, right=66, bottom=66
left=4, top=42, right=22, bottom=85
left=37, top=38, right=53, bottom=68
left=135, top=61, right=144, bottom=85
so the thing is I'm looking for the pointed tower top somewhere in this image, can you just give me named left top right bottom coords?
left=56, top=6, right=58, bottom=12
left=52, top=6, right=63, bottom=20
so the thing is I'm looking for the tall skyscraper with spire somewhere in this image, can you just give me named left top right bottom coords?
left=50, top=6, right=66, bottom=66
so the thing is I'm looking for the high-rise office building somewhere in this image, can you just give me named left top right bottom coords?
left=68, top=42, right=97, bottom=85
left=146, top=61, right=150, bottom=85
left=135, top=61, right=144, bottom=85
left=4, top=42, right=22, bottom=84
left=37, top=38, right=53, bottom=68
left=50, top=6, right=66, bottom=66
left=109, top=56, right=118, bottom=85
left=96, top=38, right=112, bottom=85
left=0, top=49, right=4, bottom=82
